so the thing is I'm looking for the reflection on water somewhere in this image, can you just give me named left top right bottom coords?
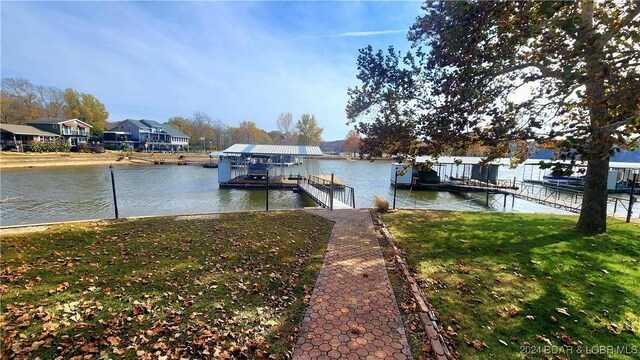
left=0, top=164, right=315, bottom=226
left=1, top=159, right=636, bottom=226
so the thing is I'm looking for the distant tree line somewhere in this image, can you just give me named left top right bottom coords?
left=165, top=111, right=324, bottom=150
left=2, top=77, right=328, bottom=148
left=1, top=78, right=109, bottom=135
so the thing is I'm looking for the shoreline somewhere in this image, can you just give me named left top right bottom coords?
left=0, top=152, right=393, bottom=169
left=0, top=151, right=208, bottom=169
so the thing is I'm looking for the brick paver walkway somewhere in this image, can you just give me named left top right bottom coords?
left=293, top=209, right=411, bottom=360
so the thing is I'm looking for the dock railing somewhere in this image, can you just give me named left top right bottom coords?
left=299, top=175, right=356, bottom=209
left=497, top=178, right=636, bottom=218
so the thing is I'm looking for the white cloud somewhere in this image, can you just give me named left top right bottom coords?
left=337, top=30, right=405, bottom=37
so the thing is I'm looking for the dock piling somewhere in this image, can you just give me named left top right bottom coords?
left=393, top=170, right=398, bottom=210
left=266, top=169, right=269, bottom=211
left=330, top=173, right=334, bottom=211
left=627, top=171, right=638, bottom=223
left=109, top=165, right=119, bottom=219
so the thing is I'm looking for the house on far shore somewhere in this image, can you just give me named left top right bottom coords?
left=102, top=119, right=190, bottom=152
left=27, top=118, right=93, bottom=147
left=0, top=124, right=61, bottom=151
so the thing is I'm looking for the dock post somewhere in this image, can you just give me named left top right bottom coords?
left=503, top=193, right=507, bottom=208
left=627, top=172, right=638, bottom=223
left=266, top=169, right=269, bottom=211
left=485, top=166, right=489, bottom=207
left=109, top=165, right=119, bottom=219
left=393, top=170, right=398, bottom=210
left=330, top=173, right=334, bottom=210
left=512, top=194, right=515, bottom=207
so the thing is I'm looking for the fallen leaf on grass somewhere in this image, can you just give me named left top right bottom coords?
left=446, top=326, right=457, bottom=336
left=107, top=336, right=120, bottom=346
left=471, top=339, right=488, bottom=351
left=556, top=308, right=570, bottom=316
left=504, top=305, right=519, bottom=317
left=536, top=335, right=553, bottom=346
left=560, top=335, right=576, bottom=346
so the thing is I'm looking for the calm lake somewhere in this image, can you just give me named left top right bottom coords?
left=1, top=159, right=637, bottom=226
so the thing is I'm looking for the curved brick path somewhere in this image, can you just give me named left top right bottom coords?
left=293, top=209, right=412, bottom=360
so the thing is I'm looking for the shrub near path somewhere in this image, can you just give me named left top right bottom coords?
left=384, top=211, right=640, bottom=359
left=0, top=211, right=333, bottom=359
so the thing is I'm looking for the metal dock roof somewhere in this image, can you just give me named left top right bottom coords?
left=222, top=144, right=323, bottom=156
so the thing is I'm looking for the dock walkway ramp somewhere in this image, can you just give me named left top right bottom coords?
left=297, top=175, right=355, bottom=209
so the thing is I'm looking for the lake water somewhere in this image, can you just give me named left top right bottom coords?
left=1, top=159, right=637, bottom=226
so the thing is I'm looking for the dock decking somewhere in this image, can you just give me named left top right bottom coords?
left=219, top=174, right=356, bottom=209
left=218, top=176, right=299, bottom=189
left=298, top=181, right=352, bottom=209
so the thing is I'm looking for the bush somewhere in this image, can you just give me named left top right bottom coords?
left=373, top=197, right=390, bottom=213
left=75, top=143, right=92, bottom=153
left=27, top=139, right=70, bottom=153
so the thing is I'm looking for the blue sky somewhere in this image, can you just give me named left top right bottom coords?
left=1, top=1, right=422, bottom=140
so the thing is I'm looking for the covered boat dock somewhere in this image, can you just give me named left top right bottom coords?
left=217, top=144, right=355, bottom=208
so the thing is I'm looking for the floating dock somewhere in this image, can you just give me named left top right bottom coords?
left=216, top=144, right=355, bottom=209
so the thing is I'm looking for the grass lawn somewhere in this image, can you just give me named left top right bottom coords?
left=1, top=211, right=333, bottom=359
left=384, top=210, right=640, bottom=359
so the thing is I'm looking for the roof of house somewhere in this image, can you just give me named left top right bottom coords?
left=0, top=124, right=61, bottom=137
left=106, top=119, right=189, bottom=138
left=161, top=124, right=189, bottom=138
left=27, top=118, right=93, bottom=128
left=222, top=144, right=323, bottom=156
left=140, top=119, right=164, bottom=128
left=410, top=156, right=504, bottom=165
left=107, top=119, right=148, bottom=132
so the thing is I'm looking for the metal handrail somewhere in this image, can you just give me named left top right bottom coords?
left=300, top=175, right=356, bottom=208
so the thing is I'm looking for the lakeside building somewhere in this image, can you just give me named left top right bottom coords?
left=103, top=119, right=190, bottom=152
left=27, top=118, right=93, bottom=147
left=0, top=124, right=61, bottom=151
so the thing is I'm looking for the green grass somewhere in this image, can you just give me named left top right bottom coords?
left=0, top=211, right=333, bottom=359
left=384, top=210, right=640, bottom=359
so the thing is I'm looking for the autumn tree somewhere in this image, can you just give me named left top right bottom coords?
left=64, top=88, right=109, bottom=135
left=296, top=114, right=323, bottom=146
left=0, top=78, right=41, bottom=124
left=347, top=1, right=640, bottom=234
left=37, top=86, right=65, bottom=119
left=276, top=112, right=298, bottom=144
left=211, top=119, right=231, bottom=150
left=344, top=129, right=362, bottom=156
left=166, top=116, right=193, bottom=137
left=233, top=120, right=272, bottom=144
left=190, top=112, right=216, bottom=147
